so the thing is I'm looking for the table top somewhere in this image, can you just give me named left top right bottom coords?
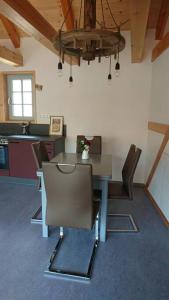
left=50, top=153, right=112, bottom=179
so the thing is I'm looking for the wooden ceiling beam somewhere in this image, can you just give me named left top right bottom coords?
left=155, top=0, right=169, bottom=40
left=129, top=0, right=151, bottom=63
left=152, top=31, right=169, bottom=62
left=0, top=13, right=20, bottom=48
left=0, top=0, right=58, bottom=56
left=60, top=0, right=74, bottom=30
left=0, top=0, right=57, bottom=42
left=0, top=0, right=78, bottom=64
left=0, top=44, right=23, bottom=66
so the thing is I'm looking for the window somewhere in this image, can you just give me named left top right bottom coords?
left=7, top=73, right=35, bottom=121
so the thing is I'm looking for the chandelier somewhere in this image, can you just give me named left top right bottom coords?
left=54, top=0, right=126, bottom=85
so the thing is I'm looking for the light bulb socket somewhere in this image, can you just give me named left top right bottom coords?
left=69, top=76, right=73, bottom=83
left=108, top=73, right=112, bottom=80
left=58, top=61, right=62, bottom=70
left=115, top=62, right=120, bottom=70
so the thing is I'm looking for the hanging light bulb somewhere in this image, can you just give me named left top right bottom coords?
left=115, top=46, right=120, bottom=77
left=107, top=56, right=112, bottom=85
left=69, top=75, right=73, bottom=87
left=58, top=42, right=63, bottom=77
left=69, top=57, right=73, bottom=87
left=115, top=61, right=120, bottom=77
left=58, top=60, right=63, bottom=77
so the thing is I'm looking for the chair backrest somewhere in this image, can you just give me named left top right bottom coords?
left=31, top=141, right=49, bottom=169
left=76, top=135, right=102, bottom=154
left=42, top=162, right=94, bottom=230
left=122, top=144, right=142, bottom=200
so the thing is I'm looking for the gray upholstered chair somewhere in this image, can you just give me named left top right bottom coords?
left=107, top=144, right=142, bottom=232
left=76, top=135, right=102, bottom=154
left=42, top=162, right=100, bottom=280
left=31, top=141, right=49, bottom=223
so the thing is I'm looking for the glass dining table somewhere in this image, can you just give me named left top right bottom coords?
left=37, top=152, right=112, bottom=242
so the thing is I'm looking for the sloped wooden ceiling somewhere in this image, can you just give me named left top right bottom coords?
left=0, top=0, right=166, bottom=65
left=0, top=0, right=163, bottom=38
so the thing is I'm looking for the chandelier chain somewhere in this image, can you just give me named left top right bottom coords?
left=70, top=56, right=72, bottom=76
left=96, top=18, right=103, bottom=28
left=101, top=0, right=106, bottom=28
left=105, top=0, right=118, bottom=29
left=55, top=0, right=125, bottom=64
left=60, top=0, right=74, bottom=31
left=78, top=0, right=83, bottom=28
left=109, top=55, right=112, bottom=73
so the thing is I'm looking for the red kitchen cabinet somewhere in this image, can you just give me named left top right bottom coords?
left=8, top=137, right=65, bottom=179
left=9, top=140, right=37, bottom=179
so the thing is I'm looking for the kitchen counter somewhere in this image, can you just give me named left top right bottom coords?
left=5, top=135, right=64, bottom=142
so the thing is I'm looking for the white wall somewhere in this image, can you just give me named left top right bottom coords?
left=149, top=142, right=169, bottom=221
left=147, top=46, right=169, bottom=181
left=146, top=39, right=169, bottom=221
left=149, top=48, right=169, bottom=123
left=0, top=31, right=154, bottom=182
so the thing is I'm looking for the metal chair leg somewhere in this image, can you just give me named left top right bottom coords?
left=95, top=213, right=99, bottom=240
left=31, top=206, right=42, bottom=224
left=31, top=177, right=42, bottom=224
left=45, top=218, right=100, bottom=280
left=107, top=213, right=139, bottom=232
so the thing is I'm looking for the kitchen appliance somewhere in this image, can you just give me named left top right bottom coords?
left=0, top=136, right=9, bottom=169
left=20, top=122, right=29, bottom=135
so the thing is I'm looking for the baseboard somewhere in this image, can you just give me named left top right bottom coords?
left=144, top=187, right=169, bottom=228
left=134, top=182, right=145, bottom=188
left=109, top=181, right=145, bottom=188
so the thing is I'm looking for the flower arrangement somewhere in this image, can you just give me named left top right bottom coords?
left=80, top=138, right=91, bottom=152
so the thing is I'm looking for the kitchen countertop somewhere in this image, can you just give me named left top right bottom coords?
left=1, top=135, right=65, bottom=142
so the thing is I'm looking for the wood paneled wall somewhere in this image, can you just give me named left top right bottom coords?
left=0, top=72, right=7, bottom=121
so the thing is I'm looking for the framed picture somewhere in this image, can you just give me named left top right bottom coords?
left=50, top=116, right=64, bottom=135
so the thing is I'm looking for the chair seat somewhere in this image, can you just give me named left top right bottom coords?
left=108, top=181, right=129, bottom=199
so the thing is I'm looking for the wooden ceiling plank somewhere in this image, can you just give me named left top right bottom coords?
left=0, top=0, right=57, bottom=42
left=0, top=0, right=78, bottom=64
left=60, top=0, right=74, bottom=30
left=155, top=0, right=169, bottom=40
left=152, top=31, right=169, bottom=62
left=0, top=13, right=20, bottom=48
left=0, top=44, right=23, bottom=66
left=0, top=0, right=58, bottom=55
left=129, top=0, right=151, bottom=63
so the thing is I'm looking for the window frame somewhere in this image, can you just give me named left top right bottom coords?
left=6, top=71, right=36, bottom=122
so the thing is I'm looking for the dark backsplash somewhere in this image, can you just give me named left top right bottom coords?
left=0, top=123, right=50, bottom=136
left=0, top=123, right=66, bottom=136
left=28, top=124, right=49, bottom=136
left=0, top=123, right=23, bottom=135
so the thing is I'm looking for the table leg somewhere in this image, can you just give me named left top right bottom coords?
left=100, top=179, right=108, bottom=242
left=41, top=174, right=49, bottom=237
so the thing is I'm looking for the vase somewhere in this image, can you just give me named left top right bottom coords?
left=82, top=149, right=89, bottom=160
